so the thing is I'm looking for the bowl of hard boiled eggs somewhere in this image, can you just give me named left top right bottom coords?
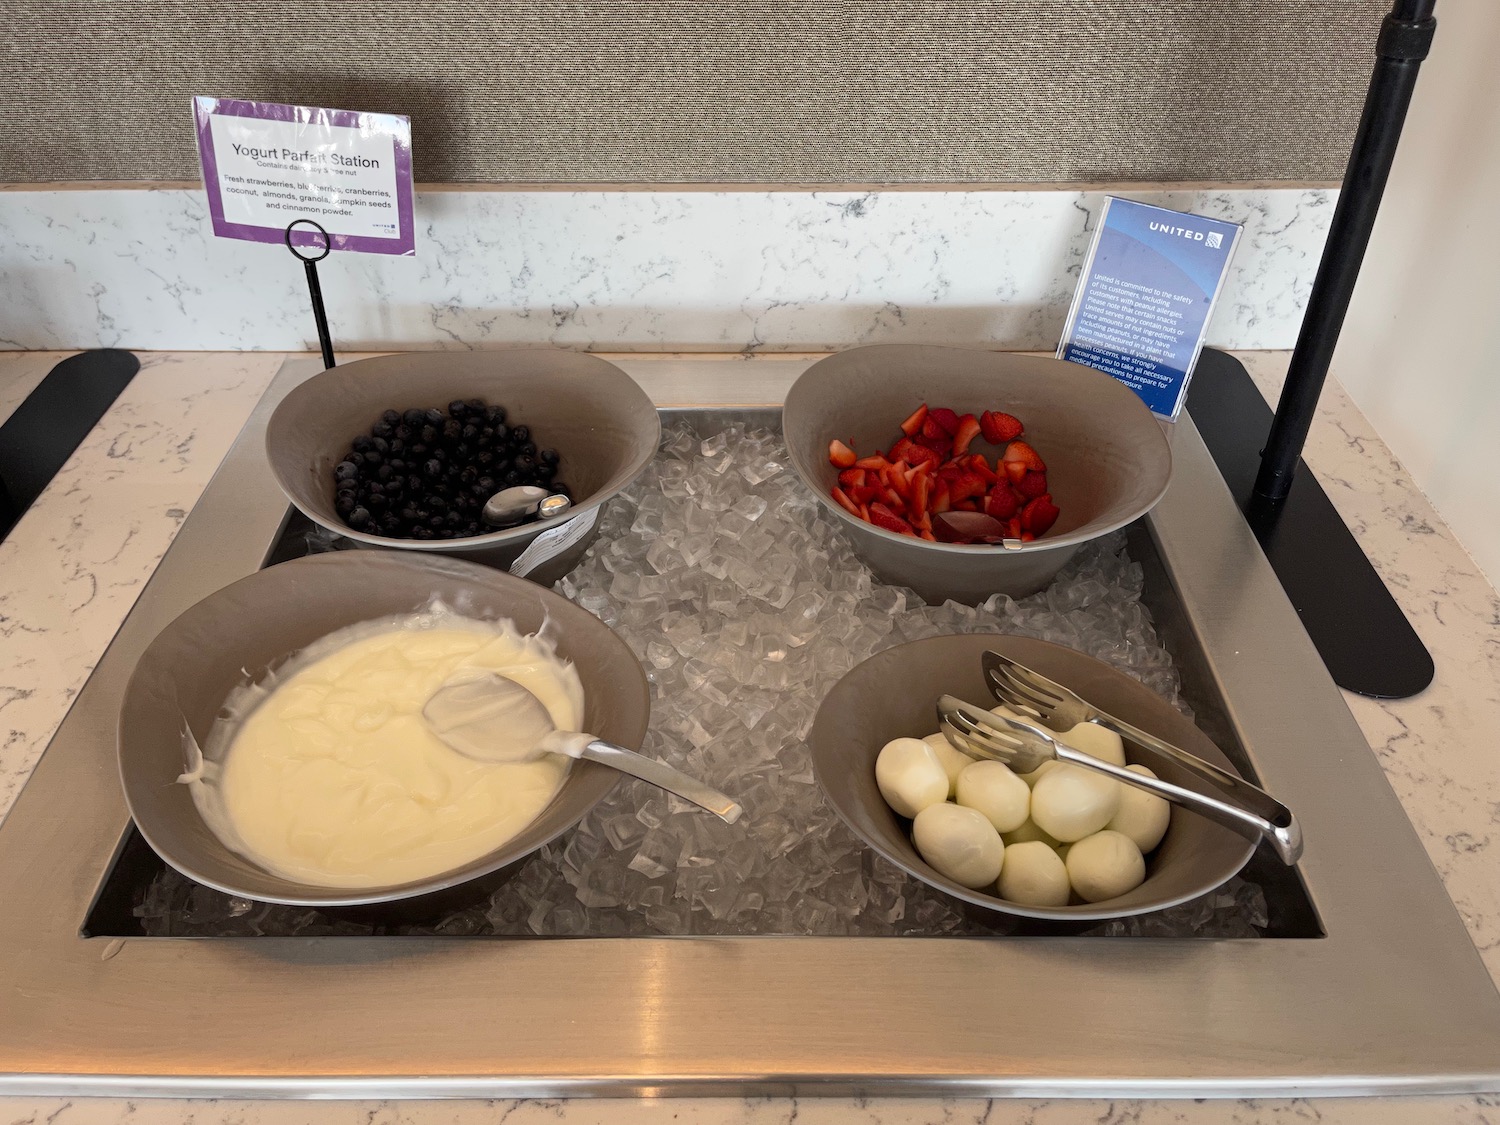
left=809, top=633, right=1257, bottom=921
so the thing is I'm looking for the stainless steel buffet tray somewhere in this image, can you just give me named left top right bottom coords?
left=2, top=355, right=1499, bottom=1097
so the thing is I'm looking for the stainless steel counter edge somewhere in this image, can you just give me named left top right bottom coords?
left=2, top=355, right=1498, bottom=1098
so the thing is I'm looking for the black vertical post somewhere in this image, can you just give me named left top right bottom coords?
left=1252, top=0, right=1437, bottom=503
left=284, top=220, right=337, bottom=369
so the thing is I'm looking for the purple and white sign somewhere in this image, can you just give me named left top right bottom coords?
left=193, top=96, right=415, bottom=256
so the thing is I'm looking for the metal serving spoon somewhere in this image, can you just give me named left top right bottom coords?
left=936, top=695, right=1302, bottom=864
left=482, top=485, right=572, bottom=528
left=423, top=672, right=744, bottom=823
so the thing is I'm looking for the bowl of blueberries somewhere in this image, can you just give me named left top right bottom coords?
left=265, top=349, right=661, bottom=584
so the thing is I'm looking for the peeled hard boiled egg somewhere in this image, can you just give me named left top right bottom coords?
left=1029, top=763, right=1121, bottom=843
left=923, top=732, right=976, bottom=797
left=912, top=802, right=1005, bottom=889
left=1060, top=722, right=1126, bottom=767
left=875, top=738, right=950, bottom=818
left=1065, top=829, right=1146, bottom=902
left=955, top=759, right=1030, bottom=834
left=1107, top=764, right=1171, bottom=853
left=997, top=840, right=1070, bottom=907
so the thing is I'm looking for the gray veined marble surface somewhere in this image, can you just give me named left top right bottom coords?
left=0, top=349, right=1497, bottom=1124
left=0, top=187, right=1333, bottom=354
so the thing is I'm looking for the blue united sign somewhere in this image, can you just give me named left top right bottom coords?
left=1057, top=198, right=1241, bottom=419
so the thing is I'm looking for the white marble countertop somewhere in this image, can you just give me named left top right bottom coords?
left=0, top=349, right=1497, bottom=1125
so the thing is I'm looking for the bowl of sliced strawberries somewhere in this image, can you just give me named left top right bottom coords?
left=784, top=344, right=1173, bottom=603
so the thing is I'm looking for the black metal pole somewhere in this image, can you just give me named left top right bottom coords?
left=284, top=219, right=337, bottom=369
left=1252, top=0, right=1436, bottom=503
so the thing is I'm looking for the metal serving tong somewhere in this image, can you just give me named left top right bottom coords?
left=936, top=655, right=1303, bottom=866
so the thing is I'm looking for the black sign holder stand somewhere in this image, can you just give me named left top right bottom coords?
left=1188, top=0, right=1437, bottom=699
left=284, top=219, right=336, bottom=369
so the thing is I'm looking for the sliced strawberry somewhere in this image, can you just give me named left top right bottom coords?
left=1015, top=469, right=1049, bottom=500
left=868, top=502, right=915, bottom=536
left=859, top=503, right=870, bottom=522
left=899, top=403, right=929, bottom=437
left=883, top=463, right=911, bottom=499
left=1004, top=460, right=1028, bottom=484
left=848, top=483, right=879, bottom=505
left=918, top=529, right=937, bottom=542
left=953, top=498, right=981, bottom=513
left=928, top=407, right=961, bottom=436
left=911, top=509, right=932, bottom=533
left=1002, top=439, right=1046, bottom=473
left=890, top=437, right=940, bottom=469
left=855, top=453, right=890, bottom=471
left=920, top=417, right=950, bottom=443
left=948, top=470, right=989, bottom=504
left=985, top=485, right=1020, bottom=520
left=911, top=472, right=932, bottom=517
left=829, top=439, right=857, bottom=469
left=951, top=414, right=982, bottom=456
left=831, top=486, right=861, bottom=516
left=967, top=454, right=997, bottom=484
left=930, top=481, right=952, bottom=514
left=1019, top=530, right=1036, bottom=542
left=881, top=487, right=906, bottom=513
left=837, top=467, right=866, bottom=488
left=980, top=410, right=1024, bottom=444
left=913, top=431, right=953, bottom=457
left=1021, top=494, right=1060, bottom=536
left=1006, top=517, right=1022, bottom=539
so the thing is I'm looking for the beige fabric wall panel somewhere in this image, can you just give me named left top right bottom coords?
left=3, top=1, right=1385, bottom=184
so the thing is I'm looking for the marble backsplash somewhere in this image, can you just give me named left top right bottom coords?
left=0, top=186, right=1332, bottom=353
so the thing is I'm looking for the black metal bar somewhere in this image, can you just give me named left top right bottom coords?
left=284, top=220, right=337, bottom=369
left=1252, top=0, right=1437, bottom=502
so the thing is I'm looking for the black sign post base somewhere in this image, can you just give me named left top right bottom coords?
left=1187, top=348, right=1434, bottom=700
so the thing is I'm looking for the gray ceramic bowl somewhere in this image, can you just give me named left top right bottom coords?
left=118, top=551, right=651, bottom=907
left=810, top=632, right=1256, bottom=922
left=783, top=344, right=1173, bottom=603
left=265, top=349, right=661, bottom=586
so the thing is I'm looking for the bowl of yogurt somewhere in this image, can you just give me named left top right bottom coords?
left=118, top=551, right=649, bottom=907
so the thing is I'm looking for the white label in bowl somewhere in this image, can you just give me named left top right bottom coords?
left=509, top=507, right=600, bottom=578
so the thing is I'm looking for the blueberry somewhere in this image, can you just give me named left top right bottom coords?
left=503, top=469, right=522, bottom=486
left=381, top=410, right=401, bottom=426
left=403, top=408, right=425, bottom=426
left=538, top=448, right=559, bottom=466
left=407, top=443, right=427, bottom=458
left=389, top=438, right=405, bottom=454
left=367, top=493, right=388, bottom=510
left=366, top=481, right=384, bottom=495
left=372, top=422, right=393, bottom=439
left=351, top=436, right=373, bottom=453
left=463, top=521, right=481, bottom=537
left=380, top=514, right=401, bottom=533
left=362, top=450, right=383, bottom=466
left=459, top=466, right=478, bottom=484
left=429, top=496, right=448, bottom=512
left=461, top=424, right=479, bottom=443
left=428, top=514, right=444, bottom=529
left=335, top=461, right=360, bottom=482
left=335, top=495, right=356, bottom=515
left=413, top=527, right=434, bottom=540
left=509, top=424, right=530, bottom=443
left=477, top=451, right=496, bottom=469
left=448, top=400, right=469, bottom=419
left=372, top=436, right=389, bottom=454
left=442, top=419, right=461, bottom=442
left=518, top=441, right=536, bottom=458
left=424, top=408, right=445, bottom=427
left=423, top=459, right=442, bottom=477
left=347, top=507, right=372, bottom=529
left=379, top=463, right=396, bottom=480
left=467, top=398, right=484, bottom=412
left=395, top=424, right=413, bottom=441
left=420, top=425, right=437, bottom=444
left=486, top=405, right=507, bottom=426
left=537, top=462, right=557, bottom=481
left=514, top=454, right=536, bottom=475
left=477, top=475, right=496, bottom=493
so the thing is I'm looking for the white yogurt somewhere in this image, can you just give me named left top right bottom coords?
left=180, top=606, right=584, bottom=889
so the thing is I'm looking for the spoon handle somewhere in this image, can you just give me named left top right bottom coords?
left=579, top=739, right=744, bottom=824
